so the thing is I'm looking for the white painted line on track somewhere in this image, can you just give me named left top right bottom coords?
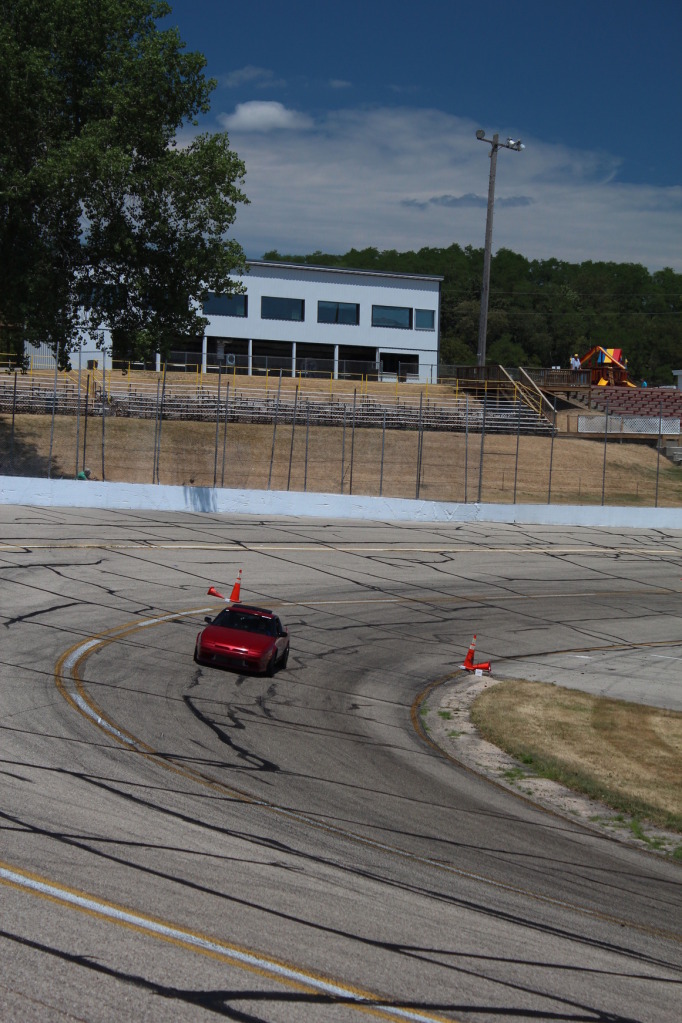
left=56, top=611, right=215, bottom=753
left=135, top=608, right=215, bottom=626
left=0, top=863, right=459, bottom=1023
left=2, top=542, right=681, bottom=555
left=62, top=639, right=100, bottom=670
left=71, top=693, right=134, bottom=744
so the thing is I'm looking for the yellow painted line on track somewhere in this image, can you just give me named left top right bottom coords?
left=55, top=612, right=258, bottom=799
left=0, top=861, right=458, bottom=1023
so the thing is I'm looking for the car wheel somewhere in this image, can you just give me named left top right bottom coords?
left=266, top=650, right=277, bottom=677
left=280, top=647, right=289, bottom=669
left=194, top=644, right=200, bottom=664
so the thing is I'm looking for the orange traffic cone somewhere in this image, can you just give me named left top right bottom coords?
left=461, top=634, right=492, bottom=674
left=207, top=585, right=225, bottom=599
left=229, top=569, right=242, bottom=603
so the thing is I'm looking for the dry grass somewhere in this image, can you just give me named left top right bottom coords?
left=2, top=409, right=681, bottom=507
left=470, top=680, right=682, bottom=831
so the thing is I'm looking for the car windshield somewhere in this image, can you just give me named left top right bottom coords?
left=212, top=609, right=275, bottom=636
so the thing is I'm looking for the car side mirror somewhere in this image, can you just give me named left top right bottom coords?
left=204, top=616, right=213, bottom=624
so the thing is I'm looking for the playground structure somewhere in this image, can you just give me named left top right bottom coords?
left=578, top=346, right=633, bottom=388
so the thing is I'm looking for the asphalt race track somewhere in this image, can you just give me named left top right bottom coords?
left=1, top=505, right=681, bottom=1023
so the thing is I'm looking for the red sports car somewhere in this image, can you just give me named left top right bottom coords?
left=194, top=604, right=290, bottom=675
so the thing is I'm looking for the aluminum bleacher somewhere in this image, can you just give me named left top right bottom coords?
left=0, top=371, right=555, bottom=435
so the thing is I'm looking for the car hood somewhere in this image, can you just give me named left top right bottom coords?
left=202, top=625, right=274, bottom=653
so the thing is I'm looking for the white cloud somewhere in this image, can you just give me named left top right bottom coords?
left=211, top=104, right=681, bottom=271
left=220, top=101, right=313, bottom=133
left=329, top=79, right=352, bottom=89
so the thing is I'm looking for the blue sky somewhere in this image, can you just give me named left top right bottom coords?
left=165, top=0, right=682, bottom=271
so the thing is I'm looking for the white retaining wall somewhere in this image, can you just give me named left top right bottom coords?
left=1, top=476, right=680, bottom=529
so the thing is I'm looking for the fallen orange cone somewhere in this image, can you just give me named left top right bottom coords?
left=461, top=634, right=492, bottom=674
left=207, top=585, right=225, bottom=599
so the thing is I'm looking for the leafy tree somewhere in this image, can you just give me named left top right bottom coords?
left=263, top=244, right=680, bottom=382
left=487, top=338, right=529, bottom=367
left=0, top=0, right=248, bottom=363
left=440, top=336, right=476, bottom=365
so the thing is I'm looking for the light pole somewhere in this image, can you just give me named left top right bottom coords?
left=475, top=130, right=524, bottom=368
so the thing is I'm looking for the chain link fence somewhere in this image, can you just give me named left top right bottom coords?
left=1, top=368, right=680, bottom=508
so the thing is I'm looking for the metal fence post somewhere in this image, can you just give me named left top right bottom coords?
left=152, top=377, right=161, bottom=483
left=416, top=392, right=423, bottom=499
left=601, top=398, right=609, bottom=506
left=75, top=349, right=81, bottom=477
left=213, top=365, right=221, bottom=488
left=304, top=400, right=310, bottom=492
left=304, top=398, right=310, bottom=491
left=379, top=409, right=386, bottom=496
left=267, top=370, right=282, bottom=491
left=221, top=381, right=230, bottom=488
left=513, top=398, right=521, bottom=504
left=101, top=353, right=106, bottom=481
left=547, top=398, right=557, bottom=503
left=655, top=399, right=663, bottom=508
left=464, top=395, right=469, bottom=503
left=349, top=389, right=357, bottom=495
left=154, top=364, right=167, bottom=484
left=340, top=406, right=347, bottom=494
left=477, top=395, right=487, bottom=504
left=48, top=341, right=59, bottom=479
left=83, top=375, right=90, bottom=474
left=287, top=384, right=299, bottom=491
left=10, top=371, right=17, bottom=473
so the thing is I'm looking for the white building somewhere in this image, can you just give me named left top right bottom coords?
left=22, top=260, right=443, bottom=382
left=195, top=260, right=442, bottom=383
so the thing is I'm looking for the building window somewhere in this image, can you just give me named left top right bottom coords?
left=203, top=292, right=247, bottom=317
left=261, top=296, right=305, bottom=321
left=415, top=309, right=435, bottom=330
left=372, top=305, right=412, bottom=329
left=318, top=300, right=360, bottom=325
